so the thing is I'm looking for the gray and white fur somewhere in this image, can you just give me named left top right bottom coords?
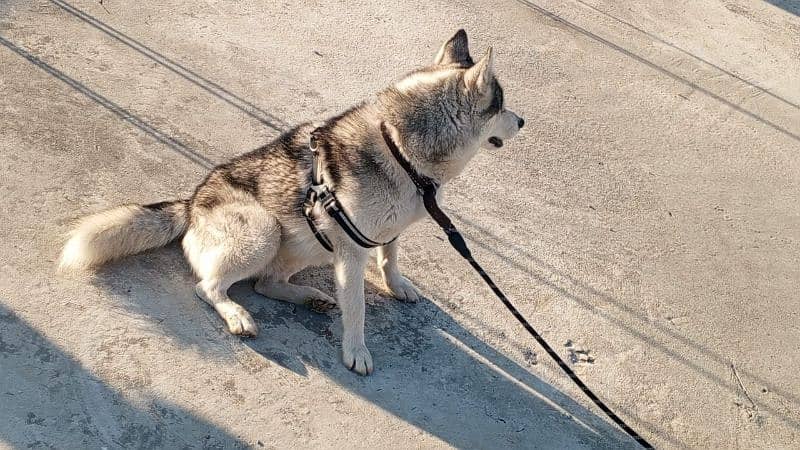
left=59, top=30, right=524, bottom=375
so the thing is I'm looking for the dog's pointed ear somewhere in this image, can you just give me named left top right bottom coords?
left=464, top=47, right=493, bottom=92
left=434, top=29, right=473, bottom=65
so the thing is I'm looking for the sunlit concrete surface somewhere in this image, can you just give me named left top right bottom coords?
left=1, top=0, right=799, bottom=448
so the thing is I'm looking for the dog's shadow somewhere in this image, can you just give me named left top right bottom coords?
left=237, top=269, right=637, bottom=449
left=94, top=245, right=637, bottom=449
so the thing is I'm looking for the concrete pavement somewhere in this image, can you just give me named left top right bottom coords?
left=1, top=0, right=799, bottom=448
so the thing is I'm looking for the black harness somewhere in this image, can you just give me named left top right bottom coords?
left=303, top=129, right=398, bottom=252
left=303, top=122, right=469, bottom=261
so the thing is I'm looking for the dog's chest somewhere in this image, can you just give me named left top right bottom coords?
left=367, top=189, right=428, bottom=239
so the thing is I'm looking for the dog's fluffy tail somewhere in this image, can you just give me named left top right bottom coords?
left=59, top=200, right=189, bottom=272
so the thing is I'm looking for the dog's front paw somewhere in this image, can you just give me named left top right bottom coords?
left=342, top=342, right=373, bottom=376
left=217, top=302, right=259, bottom=337
left=386, top=275, right=423, bottom=303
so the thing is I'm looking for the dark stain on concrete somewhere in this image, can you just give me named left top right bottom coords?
left=25, top=412, right=45, bottom=426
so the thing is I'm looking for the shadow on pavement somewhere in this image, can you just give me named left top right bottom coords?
left=0, top=301, right=249, bottom=449
left=764, top=0, right=800, bottom=16
left=236, top=266, right=641, bottom=449
left=513, top=0, right=800, bottom=145
left=0, top=35, right=216, bottom=170
left=47, top=0, right=288, bottom=133
left=86, top=243, right=642, bottom=448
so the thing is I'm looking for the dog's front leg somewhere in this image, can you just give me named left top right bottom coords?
left=334, top=244, right=373, bottom=375
left=377, top=240, right=423, bottom=302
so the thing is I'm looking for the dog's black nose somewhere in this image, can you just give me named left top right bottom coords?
left=518, top=118, right=525, bottom=129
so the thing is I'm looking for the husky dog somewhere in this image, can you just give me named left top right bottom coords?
left=59, top=30, right=524, bottom=375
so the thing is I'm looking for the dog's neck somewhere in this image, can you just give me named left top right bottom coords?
left=372, top=88, right=481, bottom=186
left=385, top=135, right=479, bottom=187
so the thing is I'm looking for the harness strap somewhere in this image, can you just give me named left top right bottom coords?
left=379, top=121, right=653, bottom=450
left=304, top=204, right=334, bottom=252
left=303, top=129, right=396, bottom=252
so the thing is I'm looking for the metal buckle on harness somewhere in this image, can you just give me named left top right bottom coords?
left=304, top=133, right=335, bottom=214
left=305, top=183, right=334, bottom=213
left=309, top=134, right=319, bottom=151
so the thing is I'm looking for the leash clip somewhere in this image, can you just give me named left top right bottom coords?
left=309, top=134, right=319, bottom=152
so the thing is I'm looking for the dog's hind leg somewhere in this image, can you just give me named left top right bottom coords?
left=254, top=278, right=336, bottom=313
left=183, top=202, right=280, bottom=337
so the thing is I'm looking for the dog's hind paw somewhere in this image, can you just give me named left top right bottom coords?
left=386, top=275, right=423, bottom=303
left=306, top=294, right=337, bottom=313
left=342, top=342, right=373, bottom=376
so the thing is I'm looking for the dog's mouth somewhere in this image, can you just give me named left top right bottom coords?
left=488, top=136, right=503, bottom=148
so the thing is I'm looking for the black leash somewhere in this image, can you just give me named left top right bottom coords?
left=379, top=122, right=653, bottom=449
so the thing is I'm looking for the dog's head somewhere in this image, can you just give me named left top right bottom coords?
left=380, top=29, right=524, bottom=180
left=430, top=29, right=525, bottom=151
